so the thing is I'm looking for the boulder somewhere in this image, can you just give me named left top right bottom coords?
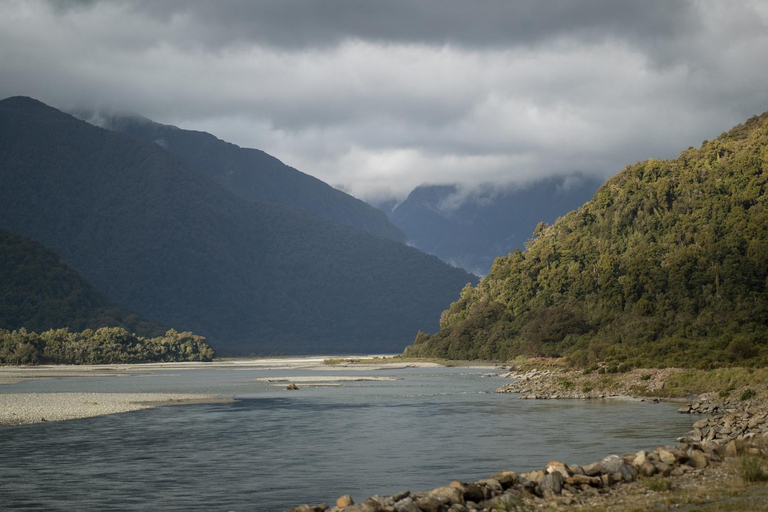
left=657, top=448, right=677, bottom=465
left=599, top=455, right=623, bottom=474
left=286, top=383, right=299, bottom=390
left=490, top=471, right=518, bottom=489
left=632, top=450, right=648, bottom=468
left=427, top=486, right=463, bottom=505
left=449, top=482, right=483, bottom=503
left=475, top=478, right=503, bottom=495
left=337, top=495, right=354, bottom=508
left=639, top=461, right=657, bottom=477
left=539, top=472, right=563, bottom=494
left=393, top=498, right=420, bottom=512
left=414, top=497, right=443, bottom=512
left=688, top=450, right=708, bottom=469
left=546, top=461, right=571, bottom=479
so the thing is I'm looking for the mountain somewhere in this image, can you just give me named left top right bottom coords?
left=384, top=177, right=603, bottom=275
left=0, top=228, right=163, bottom=336
left=88, top=112, right=406, bottom=243
left=405, top=111, right=768, bottom=368
left=0, top=96, right=475, bottom=355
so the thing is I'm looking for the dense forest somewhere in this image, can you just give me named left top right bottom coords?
left=0, top=97, right=475, bottom=355
left=0, top=228, right=163, bottom=337
left=0, top=327, right=214, bottom=365
left=405, top=111, right=768, bottom=368
left=98, top=113, right=406, bottom=242
left=386, top=177, right=602, bottom=275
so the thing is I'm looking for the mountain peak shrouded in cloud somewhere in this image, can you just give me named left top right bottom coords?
left=386, top=176, right=604, bottom=276
left=2, top=1, right=768, bottom=199
left=75, top=110, right=407, bottom=242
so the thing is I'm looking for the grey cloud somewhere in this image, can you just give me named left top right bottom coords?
left=4, top=0, right=768, bottom=200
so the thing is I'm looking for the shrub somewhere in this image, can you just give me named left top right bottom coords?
left=741, top=388, right=757, bottom=401
left=739, top=454, right=768, bottom=483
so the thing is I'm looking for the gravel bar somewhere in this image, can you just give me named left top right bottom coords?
left=0, top=392, right=223, bottom=426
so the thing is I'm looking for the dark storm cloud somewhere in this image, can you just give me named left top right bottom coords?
left=4, top=0, right=768, bottom=199
left=118, top=0, right=695, bottom=51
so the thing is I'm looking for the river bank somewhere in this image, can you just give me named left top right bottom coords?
left=285, top=363, right=768, bottom=512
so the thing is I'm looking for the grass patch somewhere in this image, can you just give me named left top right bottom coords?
left=643, top=476, right=675, bottom=492
left=740, top=454, right=768, bottom=483
left=660, top=367, right=768, bottom=397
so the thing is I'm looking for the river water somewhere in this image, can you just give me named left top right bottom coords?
left=0, top=361, right=693, bottom=511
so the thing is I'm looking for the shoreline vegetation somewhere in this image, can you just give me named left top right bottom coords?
left=0, top=326, right=214, bottom=365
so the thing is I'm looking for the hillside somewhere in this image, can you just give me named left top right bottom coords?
left=405, top=111, right=768, bottom=368
left=386, top=177, right=602, bottom=275
left=0, top=228, right=163, bottom=337
left=94, top=113, right=406, bottom=242
left=0, top=96, right=475, bottom=355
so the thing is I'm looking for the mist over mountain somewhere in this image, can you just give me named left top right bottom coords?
left=384, top=177, right=603, bottom=275
left=85, top=112, right=406, bottom=243
left=0, top=96, right=475, bottom=355
left=406, top=110, right=768, bottom=367
left=0, top=228, right=164, bottom=337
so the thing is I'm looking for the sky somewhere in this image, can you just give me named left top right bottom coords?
left=1, top=0, right=768, bottom=201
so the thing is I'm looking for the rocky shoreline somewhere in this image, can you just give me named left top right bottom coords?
left=285, top=367, right=768, bottom=512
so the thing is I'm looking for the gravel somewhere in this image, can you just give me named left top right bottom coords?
left=0, top=393, right=220, bottom=426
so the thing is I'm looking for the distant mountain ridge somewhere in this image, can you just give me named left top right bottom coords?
left=90, top=113, right=406, bottom=243
left=0, top=228, right=163, bottom=337
left=386, top=177, right=603, bottom=275
left=405, top=110, right=768, bottom=367
left=0, top=96, right=475, bottom=355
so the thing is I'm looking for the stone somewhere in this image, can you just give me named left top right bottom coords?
left=688, top=450, right=708, bottom=469
left=657, top=448, right=677, bottom=465
left=724, top=440, right=739, bottom=458
left=286, top=382, right=299, bottom=390
left=546, top=461, right=571, bottom=478
left=450, top=483, right=483, bottom=503
left=337, top=495, right=354, bottom=508
left=639, top=461, right=657, bottom=477
left=693, top=418, right=709, bottom=429
left=632, top=450, right=648, bottom=468
left=652, top=462, right=673, bottom=476
left=582, top=463, right=603, bottom=477
left=291, top=505, right=313, bottom=512
left=391, top=491, right=410, bottom=502
left=569, top=464, right=585, bottom=476
left=490, top=471, right=518, bottom=488
left=414, top=497, right=443, bottom=512
left=599, top=455, right=623, bottom=474
left=316, top=504, right=330, bottom=511
left=539, top=472, right=563, bottom=494
left=427, top=486, right=463, bottom=505
left=393, top=498, right=420, bottom=512
left=475, top=478, right=503, bottom=495
left=565, top=474, right=601, bottom=487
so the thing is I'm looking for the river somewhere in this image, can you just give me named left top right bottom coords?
left=0, top=360, right=694, bottom=511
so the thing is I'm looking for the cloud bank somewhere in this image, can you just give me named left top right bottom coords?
left=1, top=0, right=767, bottom=199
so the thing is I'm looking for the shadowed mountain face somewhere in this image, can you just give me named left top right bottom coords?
left=92, top=113, right=406, bottom=243
left=385, top=178, right=603, bottom=275
left=0, top=228, right=164, bottom=337
left=0, top=96, right=475, bottom=355
left=405, top=111, right=768, bottom=367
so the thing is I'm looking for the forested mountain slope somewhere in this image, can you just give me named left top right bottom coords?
left=405, top=111, right=768, bottom=368
left=0, top=97, right=475, bottom=355
left=387, top=177, right=602, bottom=275
left=0, top=228, right=163, bottom=337
left=98, top=113, right=406, bottom=242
